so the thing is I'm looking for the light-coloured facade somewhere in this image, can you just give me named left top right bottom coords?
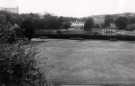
left=71, top=21, right=84, bottom=29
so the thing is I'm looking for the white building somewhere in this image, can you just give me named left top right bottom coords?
left=71, top=21, right=84, bottom=30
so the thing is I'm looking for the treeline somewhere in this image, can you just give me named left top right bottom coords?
left=83, top=14, right=135, bottom=31
left=0, top=11, right=72, bottom=42
left=1, top=11, right=135, bottom=42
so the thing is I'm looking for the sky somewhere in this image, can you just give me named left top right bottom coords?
left=0, top=0, right=135, bottom=17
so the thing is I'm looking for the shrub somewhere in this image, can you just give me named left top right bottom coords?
left=104, top=15, right=114, bottom=27
left=0, top=43, right=45, bottom=86
left=0, top=25, right=16, bottom=43
left=126, top=24, right=135, bottom=31
left=115, top=17, right=128, bottom=30
left=84, top=18, right=95, bottom=31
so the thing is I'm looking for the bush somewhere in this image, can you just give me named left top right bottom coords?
left=84, top=18, right=95, bottom=31
left=0, top=43, right=45, bottom=86
left=126, top=24, right=135, bottom=31
left=0, top=11, right=24, bottom=43
left=0, top=23, right=15, bottom=43
left=115, top=17, right=128, bottom=30
left=21, top=19, right=35, bottom=40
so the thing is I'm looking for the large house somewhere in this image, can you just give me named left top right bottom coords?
left=70, top=21, right=84, bottom=30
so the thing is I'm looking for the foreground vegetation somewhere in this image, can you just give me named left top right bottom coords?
left=0, top=11, right=51, bottom=86
left=0, top=43, right=45, bottom=86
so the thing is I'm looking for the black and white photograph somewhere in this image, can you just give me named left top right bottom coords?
left=0, top=0, right=135, bottom=86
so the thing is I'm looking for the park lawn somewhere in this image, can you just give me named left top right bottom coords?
left=34, top=39, right=135, bottom=84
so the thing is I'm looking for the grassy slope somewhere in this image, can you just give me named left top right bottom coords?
left=34, top=39, right=135, bottom=84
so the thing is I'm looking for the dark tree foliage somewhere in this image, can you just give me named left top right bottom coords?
left=0, top=43, right=45, bottom=86
left=0, top=11, right=50, bottom=86
left=126, top=24, right=135, bottom=31
left=84, top=18, right=95, bottom=31
left=0, top=23, right=16, bottom=43
left=128, top=16, right=135, bottom=24
left=42, top=14, right=62, bottom=29
left=0, top=11, right=21, bottom=43
left=0, top=12, right=72, bottom=39
left=104, top=15, right=114, bottom=27
left=21, top=19, right=35, bottom=40
left=62, top=22, right=71, bottom=29
left=58, top=17, right=71, bottom=29
left=20, top=13, right=43, bottom=29
left=115, top=17, right=128, bottom=30
left=0, top=11, right=22, bottom=26
left=0, top=12, right=28, bottom=41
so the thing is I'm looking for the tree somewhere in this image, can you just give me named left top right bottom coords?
left=104, top=15, right=114, bottom=27
left=126, top=24, right=135, bottom=31
left=58, top=17, right=71, bottom=29
left=0, top=11, right=22, bottom=26
left=0, top=11, right=27, bottom=43
left=43, top=14, right=61, bottom=29
left=62, top=22, right=71, bottom=29
left=127, top=16, right=135, bottom=25
left=84, top=18, right=95, bottom=31
left=0, top=11, right=18, bottom=43
left=115, top=17, right=128, bottom=30
left=21, top=19, right=34, bottom=40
